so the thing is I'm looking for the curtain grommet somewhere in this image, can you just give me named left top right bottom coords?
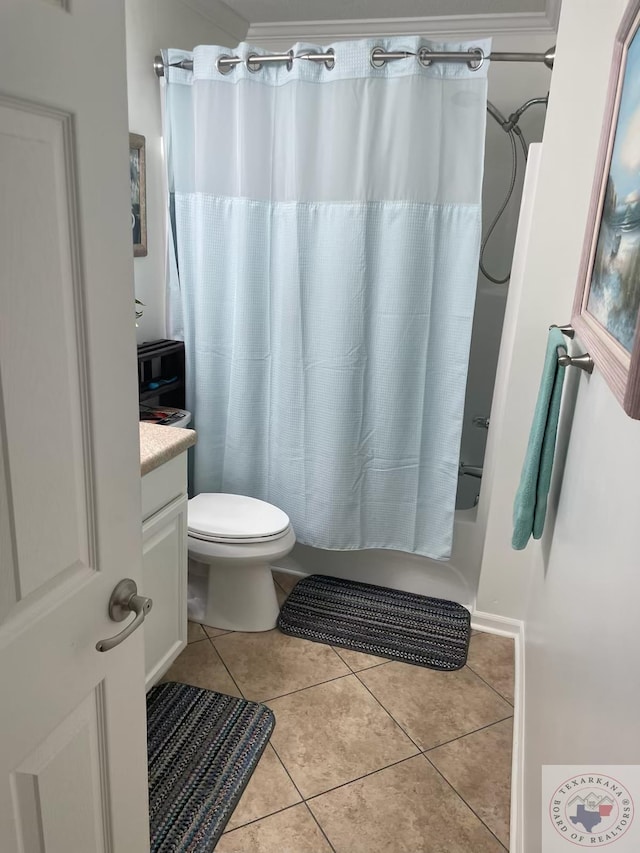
left=324, top=48, right=335, bottom=70
left=467, top=48, right=484, bottom=71
left=417, top=48, right=433, bottom=68
left=286, top=49, right=294, bottom=71
left=370, top=47, right=386, bottom=69
left=216, top=54, right=238, bottom=75
left=246, top=53, right=263, bottom=73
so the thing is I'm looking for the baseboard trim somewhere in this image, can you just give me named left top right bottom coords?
left=470, top=609, right=523, bottom=637
left=511, top=627, right=525, bottom=853
left=472, top=610, right=525, bottom=853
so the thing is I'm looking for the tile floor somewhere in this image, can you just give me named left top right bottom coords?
left=164, top=571, right=516, bottom=853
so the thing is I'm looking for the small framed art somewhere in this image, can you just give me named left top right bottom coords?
left=129, top=133, right=147, bottom=258
left=573, top=0, right=640, bottom=418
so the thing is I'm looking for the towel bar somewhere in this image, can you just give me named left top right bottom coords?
left=556, top=346, right=594, bottom=374
left=549, top=323, right=575, bottom=339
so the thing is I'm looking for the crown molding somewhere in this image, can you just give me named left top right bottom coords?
left=545, top=0, right=562, bottom=31
left=246, top=11, right=556, bottom=47
left=182, top=0, right=249, bottom=43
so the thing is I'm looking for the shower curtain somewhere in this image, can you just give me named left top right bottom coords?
left=162, top=37, right=489, bottom=560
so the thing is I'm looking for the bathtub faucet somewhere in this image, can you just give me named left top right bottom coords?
left=459, top=462, right=483, bottom=479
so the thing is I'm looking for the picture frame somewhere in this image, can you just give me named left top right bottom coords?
left=572, top=0, right=640, bottom=419
left=129, top=132, right=147, bottom=258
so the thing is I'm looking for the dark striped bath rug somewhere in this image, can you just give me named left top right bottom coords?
left=147, top=681, right=274, bottom=852
left=278, top=574, right=471, bottom=671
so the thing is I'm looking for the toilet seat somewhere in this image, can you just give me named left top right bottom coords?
left=187, top=493, right=291, bottom=544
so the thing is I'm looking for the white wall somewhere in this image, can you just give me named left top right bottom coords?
left=477, top=0, right=632, bottom=619
left=125, top=0, right=248, bottom=344
left=475, top=0, right=640, bottom=848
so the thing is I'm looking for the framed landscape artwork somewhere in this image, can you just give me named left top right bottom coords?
left=573, top=0, right=640, bottom=418
left=129, top=133, right=147, bottom=257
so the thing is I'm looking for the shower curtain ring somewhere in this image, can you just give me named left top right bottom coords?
left=324, top=48, right=336, bottom=70
left=246, top=53, right=263, bottom=72
left=417, top=47, right=433, bottom=68
left=216, top=54, right=237, bottom=75
left=467, top=48, right=485, bottom=71
left=370, top=47, right=387, bottom=69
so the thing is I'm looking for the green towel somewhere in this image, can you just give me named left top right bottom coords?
left=512, top=328, right=567, bottom=550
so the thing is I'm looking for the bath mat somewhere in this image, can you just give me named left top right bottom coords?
left=278, top=574, right=471, bottom=671
left=147, top=681, right=274, bottom=852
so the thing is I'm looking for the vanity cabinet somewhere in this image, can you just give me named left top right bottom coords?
left=141, top=451, right=188, bottom=691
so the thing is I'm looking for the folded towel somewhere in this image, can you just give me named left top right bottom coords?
left=512, top=327, right=566, bottom=550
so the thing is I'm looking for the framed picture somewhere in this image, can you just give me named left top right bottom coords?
left=573, top=0, right=640, bottom=418
left=129, top=133, right=147, bottom=257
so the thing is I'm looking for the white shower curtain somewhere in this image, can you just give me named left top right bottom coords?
left=163, top=37, right=489, bottom=559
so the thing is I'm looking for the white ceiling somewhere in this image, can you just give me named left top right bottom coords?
left=219, top=0, right=547, bottom=25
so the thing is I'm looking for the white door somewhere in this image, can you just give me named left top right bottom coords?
left=0, top=1, right=150, bottom=850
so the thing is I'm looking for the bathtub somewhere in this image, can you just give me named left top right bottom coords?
left=272, top=504, right=483, bottom=610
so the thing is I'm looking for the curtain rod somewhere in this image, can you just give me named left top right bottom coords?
left=154, top=44, right=555, bottom=77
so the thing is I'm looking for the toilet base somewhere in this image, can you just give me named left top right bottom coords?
left=188, top=557, right=281, bottom=632
left=187, top=525, right=295, bottom=632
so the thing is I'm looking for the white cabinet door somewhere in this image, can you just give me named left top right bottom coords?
left=0, top=1, right=150, bottom=850
left=143, top=493, right=188, bottom=691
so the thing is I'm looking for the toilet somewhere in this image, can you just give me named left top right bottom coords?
left=187, top=493, right=296, bottom=632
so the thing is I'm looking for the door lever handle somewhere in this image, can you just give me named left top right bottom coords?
left=96, top=579, right=153, bottom=652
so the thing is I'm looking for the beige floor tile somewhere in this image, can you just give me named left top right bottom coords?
left=269, top=675, right=418, bottom=798
left=272, top=570, right=302, bottom=595
left=202, top=624, right=232, bottom=638
left=358, top=662, right=512, bottom=750
left=217, top=804, right=332, bottom=853
left=162, top=639, right=241, bottom=697
left=308, top=755, right=505, bottom=853
left=466, top=632, right=515, bottom=704
left=332, top=646, right=389, bottom=671
left=225, top=745, right=301, bottom=832
left=187, top=621, right=207, bottom=643
left=213, top=630, right=349, bottom=701
left=428, top=718, right=513, bottom=847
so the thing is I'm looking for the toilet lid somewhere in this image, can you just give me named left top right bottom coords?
left=188, top=493, right=290, bottom=542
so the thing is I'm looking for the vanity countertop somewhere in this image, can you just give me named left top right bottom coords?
left=139, top=422, right=197, bottom=476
